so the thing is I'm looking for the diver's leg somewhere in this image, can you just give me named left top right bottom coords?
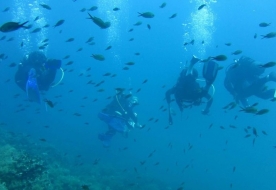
left=186, top=55, right=200, bottom=75
left=98, top=127, right=116, bottom=147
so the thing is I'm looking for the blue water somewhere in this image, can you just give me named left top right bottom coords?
left=0, top=0, right=276, bottom=189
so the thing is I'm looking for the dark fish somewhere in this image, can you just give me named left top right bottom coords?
left=261, top=32, right=276, bottom=39
left=103, top=72, right=111, bottom=76
left=81, top=185, right=90, bottom=190
left=225, top=42, right=231, bottom=46
left=76, top=47, right=83, bottom=52
left=53, top=19, right=65, bottom=27
left=40, top=138, right=46, bottom=142
left=134, top=21, right=142, bottom=26
left=147, top=24, right=151, bottom=30
left=113, top=7, right=120, bottom=11
left=244, top=134, right=251, bottom=138
left=9, top=62, right=17, bottom=67
left=129, top=38, right=134, bottom=41
left=105, top=45, right=112, bottom=50
left=91, top=54, right=105, bottom=61
left=86, top=37, right=94, bottom=43
left=231, top=50, right=242, bottom=55
left=169, top=13, right=177, bottom=19
left=125, top=61, right=135, bottom=65
left=87, top=13, right=110, bottom=29
left=88, top=6, right=98, bottom=11
left=122, top=66, right=129, bottom=70
left=233, top=166, right=236, bottom=172
left=128, top=28, right=133, bottom=32
left=2, top=7, right=10, bottom=12
left=0, top=21, right=29, bottom=33
left=262, top=130, right=267, bottom=135
left=259, top=22, right=271, bottom=27
left=255, top=109, right=269, bottom=115
left=43, top=24, right=50, bottom=28
left=258, top=61, right=276, bottom=68
left=34, top=16, right=40, bottom=22
left=252, top=127, right=258, bottom=137
left=40, top=3, right=51, bottom=10
left=31, top=27, right=41, bottom=33
left=134, top=52, right=140, bottom=55
left=254, top=33, right=257, bottom=39
left=138, top=12, right=155, bottom=18
left=160, top=2, right=166, bottom=8
left=80, top=8, right=86, bottom=12
left=7, top=37, right=14, bottom=41
left=142, top=79, right=148, bottom=84
left=210, top=55, right=227, bottom=61
left=198, top=4, right=207, bottom=10
left=66, top=61, right=74, bottom=65
left=63, top=55, right=70, bottom=59
left=44, top=99, right=54, bottom=108
left=65, top=38, right=74, bottom=42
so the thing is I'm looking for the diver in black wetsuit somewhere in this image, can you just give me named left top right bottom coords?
left=224, top=56, right=276, bottom=107
left=14, top=51, right=62, bottom=103
left=166, top=55, right=219, bottom=125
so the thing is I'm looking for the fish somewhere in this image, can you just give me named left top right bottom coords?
left=147, top=24, right=151, bottom=30
left=91, top=54, right=105, bottom=61
left=128, top=28, right=133, bottom=32
left=244, top=134, right=251, bottom=138
left=258, top=61, right=276, bottom=68
left=43, top=24, right=50, bottom=28
left=254, top=33, right=257, bottom=39
left=225, top=42, right=231, bottom=46
left=252, top=127, right=258, bottom=137
left=34, top=16, right=40, bottom=22
left=134, top=52, right=140, bottom=56
left=40, top=138, right=46, bottom=142
left=113, top=7, right=120, bottom=11
left=160, top=2, right=166, bottom=8
left=53, top=19, right=65, bottom=27
left=129, top=38, right=134, bottom=41
left=80, top=8, right=86, bottom=12
left=231, top=50, right=242, bottom=55
left=142, top=79, right=148, bottom=84
left=210, top=55, right=227, bottom=61
left=63, top=55, right=70, bottom=59
left=125, top=62, right=135, bottom=65
left=261, top=32, right=276, bottom=39
left=40, top=3, right=51, bottom=10
left=0, top=21, right=29, bottom=33
left=65, top=38, right=74, bottom=42
left=105, top=45, right=112, bottom=50
left=76, top=47, right=83, bottom=52
left=198, top=4, right=207, bottom=10
left=255, top=109, right=269, bottom=115
left=138, top=12, right=155, bottom=18
left=66, top=61, right=74, bottom=65
left=88, top=6, right=98, bottom=11
left=134, top=21, right=142, bottom=26
left=44, top=99, right=54, bottom=108
left=122, top=66, right=129, bottom=70
left=169, top=13, right=177, bottom=19
left=31, top=27, right=41, bottom=33
left=87, top=13, right=110, bottom=29
left=2, top=7, right=10, bottom=12
left=233, top=166, right=236, bottom=172
left=262, top=131, right=267, bottom=135
left=259, top=22, right=271, bottom=27
left=240, top=106, right=257, bottom=114
left=81, top=185, right=90, bottom=190
left=86, top=37, right=94, bottom=43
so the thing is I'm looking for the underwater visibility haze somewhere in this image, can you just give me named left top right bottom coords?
left=0, top=0, right=276, bottom=189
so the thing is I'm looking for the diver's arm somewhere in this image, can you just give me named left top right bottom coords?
left=224, top=77, right=236, bottom=96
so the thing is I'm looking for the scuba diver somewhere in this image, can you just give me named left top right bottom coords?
left=166, top=55, right=219, bottom=125
left=224, top=56, right=276, bottom=107
left=98, top=92, right=142, bottom=147
left=14, top=51, right=63, bottom=104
